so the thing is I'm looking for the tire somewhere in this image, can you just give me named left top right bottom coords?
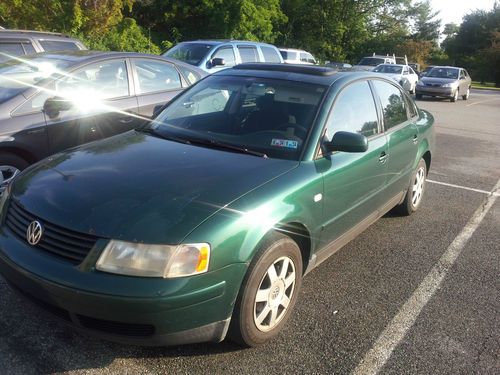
left=415, top=93, right=422, bottom=100
left=0, top=153, right=29, bottom=193
left=395, top=158, right=427, bottom=216
left=230, top=231, right=303, bottom=347
left=450, top=89, right=459, bottom=102
left=462, top=87, right=470, bottom=100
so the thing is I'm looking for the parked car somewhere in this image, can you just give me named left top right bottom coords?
left=0, top=50, right=206, bottom=190
left=415, top=66, right=471, bottom=102
left=354, top=54, right=396, bottom=71
left=163, top=40, right=283, bottom=74
left=279, top=48, right=317, bottom=64
left=373, top=63, right=419, bottom=93
left=0, top=64, right=434, bottom=347
left=0, top=29, right=86, bottom=62
left=408, top=63, right=421, bottom=75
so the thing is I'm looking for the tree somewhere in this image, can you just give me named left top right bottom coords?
left=411, top=0, right=441, bottom=42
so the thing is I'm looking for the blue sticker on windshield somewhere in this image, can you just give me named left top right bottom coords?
left=271, top=139, right=298, bottom=149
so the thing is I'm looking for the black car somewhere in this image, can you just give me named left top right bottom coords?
left=0, top=29, right=86, bottom=63
left=0, top=50, right=206, bottom=190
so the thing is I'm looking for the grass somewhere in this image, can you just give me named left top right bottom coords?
left=471, top=81, right=500, bottom=90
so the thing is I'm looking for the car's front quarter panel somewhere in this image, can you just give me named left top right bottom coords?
left=183, top=162, right=324, bottom=272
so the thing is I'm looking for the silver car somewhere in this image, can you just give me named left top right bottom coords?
left=415, top=66, right=472, bottom=102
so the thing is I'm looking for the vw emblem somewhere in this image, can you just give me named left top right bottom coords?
left=26, top=221, right=43, bottom=245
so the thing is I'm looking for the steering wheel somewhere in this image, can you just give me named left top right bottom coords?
left=276, top=123, right=308, bottom=138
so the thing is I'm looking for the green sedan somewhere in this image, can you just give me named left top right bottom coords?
left=0, top=63, right=434, bottom=347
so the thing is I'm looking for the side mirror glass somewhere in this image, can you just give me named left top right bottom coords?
left=43, top=97, right=72, bottom=118
left=324, top=131, right=368, bottom=153
left=210, top=57, right=225, bottom=68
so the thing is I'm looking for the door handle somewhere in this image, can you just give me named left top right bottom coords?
left=379, top=151, right=388, bottom=164
left=412, top=134, right=418, bottom=144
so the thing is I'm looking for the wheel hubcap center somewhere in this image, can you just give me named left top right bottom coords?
left=268, top=280, right=285, bottom=307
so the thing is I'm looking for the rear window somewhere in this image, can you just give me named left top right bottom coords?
left=358, top=57, right=385, bottom=66
left=238, top=46, right=259, bottom=63
left=39, top=40, right=80, bottom=52
left=261, top=46, right=281, bottom=63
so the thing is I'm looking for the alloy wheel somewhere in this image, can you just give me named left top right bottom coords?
left=411, top=166, right=426, bottom=208
left=253, top=256, right=296, bottom=332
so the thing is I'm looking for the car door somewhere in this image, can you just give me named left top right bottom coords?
left=43, top=58, right=139, bottom=154
left=132, top=58, right=187, bottom=118
left=316, top=80, right=388, bottom=247
left=371, top=79, right=419, bottom=199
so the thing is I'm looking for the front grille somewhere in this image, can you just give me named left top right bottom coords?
left=76, top=315, right=156, bottom=337
left=5, top=200, right=98, bottom=264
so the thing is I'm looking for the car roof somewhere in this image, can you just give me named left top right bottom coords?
left=215, top=63, right=379, bottom=86
left=7, top=50, right=206, bottom=73
left=178, top=40, right=277, bottom=47
left=0, top=29, right=76, bottom=40
left=279, top=48, right=308, bottom=53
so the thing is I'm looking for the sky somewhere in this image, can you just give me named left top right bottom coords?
left=430, top=0, right=497, bottom=26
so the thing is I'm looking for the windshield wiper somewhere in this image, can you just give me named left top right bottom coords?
left=137, top=127, right=191, bottom=145
left=185, top=137, right=268, bottom=158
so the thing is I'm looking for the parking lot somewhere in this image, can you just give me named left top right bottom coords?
left=0, top=89, right=498, bottom=375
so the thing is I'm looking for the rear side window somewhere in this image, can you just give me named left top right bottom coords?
left=212, top=47, right=236, bottom=67
left=372, top=80, right=409, bottom=129
left=325, top=80, right=379, bottom=140
left=39, top=40, right=80, bottom=51
left=134, top=59, right=181, bottom=94
left=261, top=46, right=281, bottom=63
left=238, top=46, right=259, bottom=63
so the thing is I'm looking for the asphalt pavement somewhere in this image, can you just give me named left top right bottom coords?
left=0, top=89, right=498, bottom=375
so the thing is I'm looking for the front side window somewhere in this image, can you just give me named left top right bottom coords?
left=238, top=46, right=259, bottom=63
left=372, top=80, right=408, bottom=130
left=212, top=47, right=236, bottom=67
left=39, top=40, right=80, bottom=51
left=56, top=59, right=129, bottom=100
left=134, top=59, right=181, bottom=94
left=325, top=80, right=379, bottom=140
left=152, top=75, right=327, bottom=160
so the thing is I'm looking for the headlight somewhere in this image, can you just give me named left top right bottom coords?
left=442, top=82, right=458, bottom=88
left=416, top=80, right=425, bottom=86
left=96, top=240, right=210, bottom=278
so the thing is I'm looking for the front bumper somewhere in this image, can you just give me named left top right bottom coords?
left=415, top=85, right=454, bottom=97
left=0, top=227, right=247, bottom=346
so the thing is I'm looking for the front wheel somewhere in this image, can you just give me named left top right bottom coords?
left=450, top=89, right=459, bottom=102
left=462, top=87, right=470, bottom=100
left=0, top=153, right=29, bottom=194
left=230, top=232, right=303, bottom=347
left=395, top=158, right=427, bottom=216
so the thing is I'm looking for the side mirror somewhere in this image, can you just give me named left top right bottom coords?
left=459, top=76, right=465, bottom=80
left=324, top=131, right=368, bottom=153
left=43, top=97, right=72, bottom=118
left=210, top=57, right=225, bottom=68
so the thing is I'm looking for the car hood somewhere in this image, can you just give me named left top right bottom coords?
left=420, top=77, right=457, bottom=85
left=11, top=131, right=298, bottom=244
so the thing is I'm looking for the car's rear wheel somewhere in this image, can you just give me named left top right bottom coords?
left=0, top=153, right=29, bottom=194
left=462, top=87, right=470, bottom=100
left=230, top=231, right=302, bottom=347
left=395, top=158, right=427, bottom=216
left=451, top=89, right=459, bottom=102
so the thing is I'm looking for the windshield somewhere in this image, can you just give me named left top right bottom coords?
left=164, top=43, right=214, bottom=66
left=373, top=65, right=402, bottom=74
left=427, top=67, right=459, bottom=79
left=358, top=57, right=385, bottom=66
left=0, top=56, right=72, bottom=104
left=151, top=75, right=327, bottom=160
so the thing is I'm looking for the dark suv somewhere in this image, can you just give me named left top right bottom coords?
left=0, top=29, right=86, bottom=62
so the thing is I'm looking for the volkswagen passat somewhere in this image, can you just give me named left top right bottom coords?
left=0, top=64, right=434, bottom=347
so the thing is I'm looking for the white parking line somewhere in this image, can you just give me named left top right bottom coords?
left=428, top=179, right=500, bottom=197
left=352, top=178, right=500, bottom=375
left=466, top=97, right=500, bottom=107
